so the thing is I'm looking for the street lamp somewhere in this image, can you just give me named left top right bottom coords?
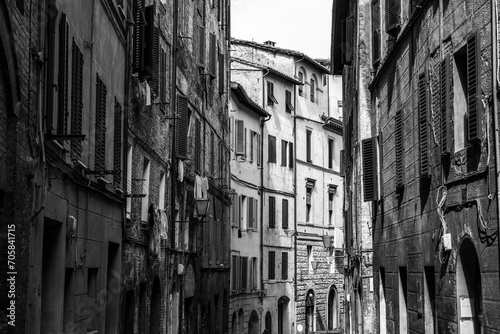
left=195, top=198, right=211, bottom=218
left=311, top=260, right=319, bottom=271
left=322, top=235, right=333, bottom=249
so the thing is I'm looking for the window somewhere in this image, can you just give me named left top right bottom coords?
left=240, top=257, right=248, bottom=291
left=362, top=137, right=378, bottom=201
left=328, top=192, right=334, bottom=225
left=219, top=52, right=225, bottom=94
left=257, top=133, right=262, bottom=166
left=232, top=255, right=239, bottom=291
left=95, top=74, right=107, bottom=172
left=372, top=0, right=381, bottom=65
left=159, top=171, right=165, bottom=210
left=248, top=198, right=257, bottom=230
left=282, top=199, right=289, bottom=229
left=386, top=0, right=400, bottom=33
left=177, top=95, right=189, bottom=159
left=141, top=158, right=151, bottom=222
left=418, top=72, right=430, bottom=178
left=209, top=33, right=216, bottom=77
left=235, top=120, right=245, bottom=155
left=307, top=245, right=313, bottom=274
left=310, top=78, right=316, bottom=102
left=251, top=258, right=258, bottom=290
left=268, top=135, right=276, bottom=163
left=195, top=118, right=201, bottom=172
left=441, top=54, right=452, bottom=155
left=269, top=196, right=276, bottom=228
left=281, top=140, right=288, bottom=166
left=250, top=131, right=255, bottom=162
left=298, top=71, right=305, bottom=97
left=306, top=187, right=312, bottom=222
left=395, top=110, right=404, bottom=189
left=113, top=99, right=123, bottom=188
left=282, top=252, right=288, bottom=280
left=289, top=142, right=294, bottom=169
left=232, top=192, right=238, bottom=227
left=268, top=251, right=275, bottom=279
left=285, top=90, right=294, bottom=112
left=306, top=129, right=312, bottom=163
left=70, top=39, right=84, bottom=159
left=328, top=138, right=334, bottom=169
left=197, top=26, right=206, bottom=67
left=239, top=195, right=246, bottom=229
left=267, top=81, right=278, bottom=106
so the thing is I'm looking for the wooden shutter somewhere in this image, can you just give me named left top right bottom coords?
left=269, top=196, right=276, bottom=228
left=160, top=48, right=167, bottom=105
left=244, top=128, right=247, bottom=158
left=70, top=39, right=84, bottom=159
left=253, top=199, right=258, bottom=229
left=250, top=131, right=254, bottom=162
left=395, top=110, right=404, bottom=187
left=289, top=142, right=294, bottom=168
left=113, top=98, right=123, bottom=187
left=95, top=74, right=107, bottom=172
left=467, top=32, right=482, bottom=142
left=285, top=90, right=293, bottom=112
left=282, top=252, right=288, bottom=280
left=198, top=26, right=206, bottom=66
left=328, top=139, right=334, bottom=169
left=372, top=0, right=381, bottom=64
left=239, top=195, right=243, bottom=228
left=282, top=199, right=288, bottom=229
left=378, top=130, right=384, bottom=197
left=248, top=197, right=254, bottom=229
left=386, top=0, right=400, bottom=33
left=240, top=257, right=248, bottom=291
left=418, top=72, right=430, bottom=178
left=306, top=130, right=312, bottom=162
left=362, top=137, right=378, bottom=201
left=269, top=251, right=275, bottom=279
left=281, top=140, right=287, bottom=166
left=340, top=149, right=345, bottom=175
left=268, top=135, right=276, bottom=163
left=257, top=133, right=261, bottom=166
left=210, top=132, right=215, bottom=174
left=210, top=34, right=216, bottom=76
left=219, top=52, right=225, bottom=94
left=235, top=120, right=244, bottom=154
left=133, top=0, right=144, bottom=73
left=195, top=118, right=201, bottom=171
left=345, top=15, right=354, bottom=64
left=232, top=192, right=238, bottom=226
left=441, top=54, right=452, bottom=155
left=176, top=95, right=189, bottom=159
left=58, top=13, right=69, bottom=136
left=144, top=5, right=159, bottom=95
left=232, top=255, right=238, bottom=290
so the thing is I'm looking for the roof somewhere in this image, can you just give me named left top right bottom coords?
left=230, top=82, right=270, bottom=117
left=231, top=39, right=331, bottom=74
left=231, top=57, right=303, bottom=85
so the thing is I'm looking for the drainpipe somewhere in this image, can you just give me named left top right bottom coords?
left=491, top=0, right=500, bottom=300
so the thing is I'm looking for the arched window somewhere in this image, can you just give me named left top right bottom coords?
left=248, top=310, right=259, bottom=334
left=305, top=290, right=315, bottom=334
left=265, top=311, right=272, bottom=333
left=298, top=67, right=307, bottom=97
left=327, top=286, right=339, bottom=330
left=310, top=76, right=316, bottom=102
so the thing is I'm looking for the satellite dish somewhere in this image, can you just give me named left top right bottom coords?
left=297, top=324, right=304, bottom=333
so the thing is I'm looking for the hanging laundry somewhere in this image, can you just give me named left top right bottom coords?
left=177, top=160, right=184, bottom=182
left=160, top=210, right=168, bottom=239
left=149, top=207, right=161, bottom=257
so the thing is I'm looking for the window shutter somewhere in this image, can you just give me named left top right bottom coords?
left=95, top=74, right=107, bottom=172
left=282, top=199, right=288, bottom=229
left=144, top=5, right=159, bottom=95
left=195, top=118, right=201, bottom=171
left=253, top=199, right=258, bottom=229
left=244, top=128, right=247, bottom=158
left=281, top=140, right=287, bottom=166
left=418, top=72, right=430, bottom=178
left=209, top=34, right=216, bottom=76
left=329, top=193, right=333, bottom=211
left=232, top=192, right=238, bottom=226
left=441, top=54, right=452, bottom=155
left=395, top=110, right=404, bottom=187
left=132, top=0, right=145, bottom=73
left=282, top=252, right=288, bottom=280
left=328, top=139, right=334, bottom=169
left=198, top=26, right=206, bottom=66
left=268, top=252, right=275, bottom=279
left=176, top=95, right=189, bottom=159
left=250, top=131, right=254, bottom=162
left=236, top=255, right=241, bottom=290
left=340, top=149, right=345, bottom=176
left=310, top=79, right=315, bottom=102
left=257, top=133, right=261, bottom=166
left=372, top=0, right=381, bottom=64
left=289, top=142, right=294, bottom=168
left=160, top=48, right=167, bottom=105
left=386, top=0, right=400, bottom=33
left=239, top=195, right=243, bottom=228
left=210, top=132, right=215, bottom=174
left=467, top=32, right=482, bottom=142
left=268, top=135, right=276, bottom=163
left=345, top=15, right=354, bottom=64
left=113, top=98, right=123, bottom=188
left=378, top=129, right=384, bottom=197
left=232, top=255, right=238, bottom=291
left=235, top=120, right=244, bottom=154
left=362, top=137, right=378, bottom=201
left=70, top=40, right=84, bottom=159
left=306, top=130, right=312, bottom=162
left=269, top=196, right=275, bottom=228
left=248, top=197, right=254, bottom=229
left=285, top=90, right=293, bottom=112
left=240, top=257, right=248, bottom=291
left=219, top=52, right=225, bottom=94
left=58, top=14, right=69, bottom=136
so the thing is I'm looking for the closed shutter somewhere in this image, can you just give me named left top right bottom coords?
left=240, top=257, right=248, bottom=291
left=235, top=120, right=244, bottom=154
left=467, top=32, right=482, bottom=142
left=386, top=0, right=400, bottom=33
left=269, top=196, right=276, bottom=228
left=257, top=133, right=261, bottom=165
left=372, top=0, right=381, bottom=64
left=219, top=52, right=225, bottom=94
left=176, top=95, right=189, bottom=159
left=248, top=197, right=254, bottom=229
left=195, top=118, right=201, bottom=171
left=232, top=255, right=238, bottom=291
left=395, top=110, right=404, bottom=187
left=418, top=72, right=430, bottom=178
left=144, top=5, right=159, bottom=95
left=160, top=48, right=167, bottom=105
left=198, top=26, right=206, bottom=66
left=232, top=192, right=238, bottom=226
left=344, top=15, right=354, bottom=64
left=362, top=137, right=378, bottom=201
left=289, top=142, right=294, bottom=168
left=132, top=0, right=145, bottom=73
left=340, top=149, right=345, bottom=175
left=306, top=130, right=312, bottom=162
left=210, top=34, right=216, bottom=76
left=282, top=252, right=288, bottom=280
left=281, top=140, right=287, bottom=166
left=113, top=98, right=123, bottom=188
left=268, top=135, right=276, bottom=163
left=441, top=54, right=452, bottom=155
left=268, top=251, right=275, bottom=279
left=250, top=131, right=254, bottom=162
left=70, top=40, right=84, bottom=159
left=239, top=195, right=243, bottom=228
left=282, top=199, right=288, bottom=229
left=95, top=74, right=107, bottom=172
left=253, top=199, right=258, bottom=229
left=58, top=13, right=69, bottom=136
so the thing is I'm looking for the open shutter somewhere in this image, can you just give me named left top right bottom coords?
left=232, top=255, right=238, bottom=291
left=210, top=34, right=216, bottom=76
left=253, top=199, right=258, bottom=229
left=395, top=110, right=404, bottom=187
left=418, top=72, right=430, bottom=178
left=344, top=15, right=354, bottom=64
left=269, top=196, right=275, bottom=228
left=132, top=0, right=145, bottom=73
left=236, top=255, right=241, bottom=290
left=95, top=75, right=107, bottom=172
left=467, top=32, right=482, bottom=142
left=219, top=52, right=225, bottom=94
left=386, top=0, right=400, bottom=33
left=113, top=99, right=123, bottom=187
left=268, top=135, right=276, bottom=163
left=282, top=199, right=288, bottom=229
left=372, top=0, right=381, bottom=64
left=144, top=5, right=159, bottom=95
left=58, top=13, right=69, bottom=136
left=289, top=142, right=294, bottom=168
left=195, top=118, right=201, bottom=171
left=240, top=257, right=248, bottom=291
left=235, top=120, right=244, bottom=154
left=176, top=95, right=189, bottom=159
left=70, top=40, right=84, bottom=159
left=248, top=197, right=254, bottom=229
left=257, top=133, right=261, bottom=165
left=362, top=137, right=378, bottom=201
left=441, top=54, right=452, bottom=155
left=282, top=252, right=288, bottom=280
left=232, top=192, right=238, bottom=226
left=198, top=26, right=206, bottom=66
left=281, top=140, right=287, bottom=166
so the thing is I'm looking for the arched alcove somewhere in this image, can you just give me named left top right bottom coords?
left=306, top=289, right=315, bottom=334
left=327, top=285, right=339, bottom=330
left=248, top=310, right=259, bottom=334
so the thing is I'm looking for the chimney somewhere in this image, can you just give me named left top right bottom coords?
left=263, top=40, right=276, bottom=47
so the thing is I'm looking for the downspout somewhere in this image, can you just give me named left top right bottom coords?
left=491, top=0, right=500, bottom=301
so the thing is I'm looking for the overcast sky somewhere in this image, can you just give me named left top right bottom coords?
left=231, top=0, right=333, bottom=59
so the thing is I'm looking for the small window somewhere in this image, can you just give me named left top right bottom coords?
left=268, top=135, right=276, bottom=163
left=281, top=140, right=288, bottom=166
left=306, top=129, right=312, bottom=163
left=285, top=90, right=294, bottom=112
left=298, top=72, right=305, bottom=97
left=268, top=251, right=275, bottom=279
left=269, top=196, right=276, bottom=228
left=328, top=192, right=334, bottom=225
left=282, top=199, right=289, bottom=229
left=310, top=78, right=316, bottom=102
left=282, top=252, right=288, bottom=280
left=328, top=138, right=334, bottom=169
left=267, top=81, right=278, bottom=106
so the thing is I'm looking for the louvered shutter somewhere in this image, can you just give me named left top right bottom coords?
left=441, top=54, right=452, bottom=155
left=282, top=199, right=288, bottom=229
left=176, top=95, right=189, bottom=159
left=71, top=40, right=84, bottom=159
left=306, top=130, right=312, bottom=162
left=340, top=149, right=345, bottom=175
left=282, top=252, right=288, bottom=280
left=95, top=75, right=107, bottom=172
left=268, top=135, right=276, bottom=163
left=289, top=142, right=294, bottom=168
left=240, top=257, right=248, bottom=291
left=144, top=5, right=159, bottom=95
left=386, top=0, right=400, bottom=33
left=210, top=34, right=216, bottom=76
left=232, top=255, right=238, bottom=290
left=133, top=0, right=145, bottom=73
left=257, top=133, right=261, bottom=165
left=345, top=15, right=354, bottom=64
left=160, top=48, right=167, bottom=105
left=467, top=32, right=482, bottom=142
left=236, top=255, right=241, bottom=290
left=281, top=140, right=287, bottom=166
left=378, top=130, right=384, bottom=197
left=235, top=120, right=244, bottom=154
left=198, top=26, right=206, bottom=66
left=372, top=0, right=381, bottom=64
left=232, top=192, right=238, bottom=226
left=362, top=137, right=378, bottom=201
left=253, top=199, right=258, bottom=229
left=395, top=110, right=404, bottom=187
left=268, top=252, right=275, bottom=279
left=219, top=52, right=225, bottom=94
left=269, top=196, right=276, bottom=228
left=418, top=72, right=430, bottom=178
left=58, top=14, right=69, bottom=136
left=248, top=197, right=254, bottom=229
left=239, top=195, right=243, bottom=228
left=249, top=131, right=254, bottom=162
left=113, top=98, right=123, bottom=188
left=195, top=118, right=201, bottom=171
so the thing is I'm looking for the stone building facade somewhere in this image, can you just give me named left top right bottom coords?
left=333, top=0, right=500, bottom=333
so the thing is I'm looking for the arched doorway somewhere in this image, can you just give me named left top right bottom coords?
left=150, top=278, right=161, bottom=334
left=457, top=238, right=482, bottom=333
left=265, top=311, right=272, bottom=333
left=327, top=285, right=339, bottom=330
left=278, top=296, right=290, bottom=334
left=248, top=310, right=259, bottom=334
left=305, top=290, right=315, bottom=334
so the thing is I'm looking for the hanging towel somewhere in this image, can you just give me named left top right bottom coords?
left=201, top=177, right=209, bottom=198
left=177, top=160, right=184, bottom=182
left=160, top=210, right=168, bottom=239
left=195, top=175, right=203, bottom=199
